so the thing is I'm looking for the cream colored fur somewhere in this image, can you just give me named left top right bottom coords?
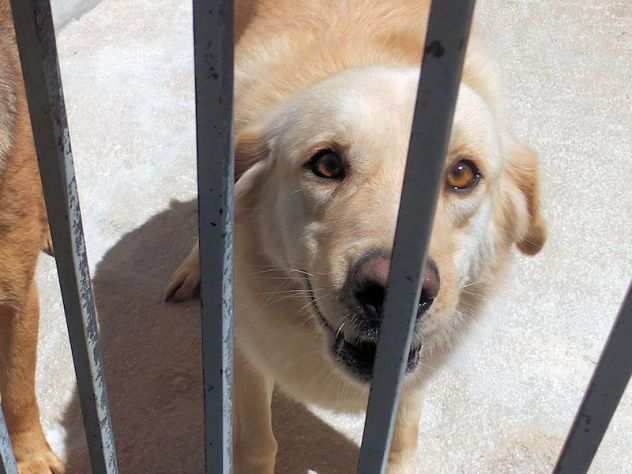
left=167, top=1, right=546, bottom=472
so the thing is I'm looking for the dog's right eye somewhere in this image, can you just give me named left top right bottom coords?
left=307, top=150, right=346, bottom=180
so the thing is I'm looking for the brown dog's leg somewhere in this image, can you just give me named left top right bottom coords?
left=387, top=389, right=423, bottom=474
left=234, top=351, right=277, bottom=474
left=0, top=284, right=65, bottom=474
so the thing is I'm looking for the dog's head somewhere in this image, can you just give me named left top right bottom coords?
left=235, top=66, right=546, bottom=384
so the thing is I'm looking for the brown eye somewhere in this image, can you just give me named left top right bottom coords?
left=308, top=149, right=345, bottom=180
left=446, top=159, right=481, bottom=192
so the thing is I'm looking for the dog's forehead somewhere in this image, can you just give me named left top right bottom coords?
left=349, top=73, right=501, bottom=172
left=319, top=67, right=419, bottom=136
left=273, top=67, right=416, bottom=160
left=279, top=66, right=503, bottom=173
left=276, top=67, right=419, bottom=157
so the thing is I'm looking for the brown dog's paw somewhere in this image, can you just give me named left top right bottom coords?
left=17, top=453, right=65, bottom=474
left=13, top=433, right=65, bottom=474
left=164, top=260, right=201, bottom=303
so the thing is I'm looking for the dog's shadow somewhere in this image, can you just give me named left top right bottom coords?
left=61, top=199, right=359, bottom=473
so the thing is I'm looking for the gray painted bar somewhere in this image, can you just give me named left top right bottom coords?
left=554, top=282, right=632, bottom=474
left=9, top=1, right=118, bottom=473
left=357, top=1, right=476, bottom=472
left=192, top=1, right=235, bottom=473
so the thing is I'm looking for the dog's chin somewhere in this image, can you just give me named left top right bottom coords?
left=312, top=306, right=421, bottom=383
left=331, top=331, right=422, bottom=383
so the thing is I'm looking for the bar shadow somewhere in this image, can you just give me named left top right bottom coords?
left=60, top=199, right=359, bottom=473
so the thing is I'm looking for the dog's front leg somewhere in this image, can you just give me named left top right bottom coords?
left=386, top=388, right=423, bottom=474
left=234, top=351, right=277, bottom=474
left=0, top=284, right=65, bottom=474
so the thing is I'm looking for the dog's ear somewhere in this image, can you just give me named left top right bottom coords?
left=235, top=125, right=270, bottom=182
left=504, top=142, right=547, bottom=255
left=233, top=124, right=273, bottom=218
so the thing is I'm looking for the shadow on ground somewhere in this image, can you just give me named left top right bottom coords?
left=61, top=199, right=358, bottom=473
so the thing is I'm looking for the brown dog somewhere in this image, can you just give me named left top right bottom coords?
left=0, top=2, right=64, bottom=473
left=167, top=0, right=546, bottom=472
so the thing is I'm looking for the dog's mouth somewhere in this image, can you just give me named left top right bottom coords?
left=306, top=277, right=421, bottom=383
left=331, top=331, right=421, bottom=383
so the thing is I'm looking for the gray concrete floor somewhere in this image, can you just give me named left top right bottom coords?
left=35, top=0, right=632, bottom=472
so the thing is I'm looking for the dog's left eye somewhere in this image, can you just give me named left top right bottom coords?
left=446, top=159, right=481, bottom=192
left=308, top=150, right=346, bottom=180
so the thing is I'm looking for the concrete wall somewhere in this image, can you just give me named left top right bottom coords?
left=52, top=0, right=102, bottom=29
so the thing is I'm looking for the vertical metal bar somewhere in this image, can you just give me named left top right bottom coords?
left=553, top=282, right=632, bottom=474
left=9, top=2, right=118, bottom=473
left=192, top=1, right=235, bottom=473
left=0, top=407, right=18, bottom=474
left=357, top=1, right=476, bottom=473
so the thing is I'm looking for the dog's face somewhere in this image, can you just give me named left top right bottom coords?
left=236, top=67, right=546, bottom=384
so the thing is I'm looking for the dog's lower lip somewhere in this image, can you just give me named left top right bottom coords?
left=334, top=334, right=421, bottom=382
left=305, top=276, right=421, bottom=381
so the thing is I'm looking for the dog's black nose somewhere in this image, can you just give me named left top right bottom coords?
left=351, top=253, right=440, bottom=322
left=352, top=254, right=390, bottom=320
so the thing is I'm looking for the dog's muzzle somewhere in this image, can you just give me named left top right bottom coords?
left=308, top=250, right=440, bottom=382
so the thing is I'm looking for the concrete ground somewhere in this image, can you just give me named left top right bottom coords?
left=35, top=0, right=631, bottom=472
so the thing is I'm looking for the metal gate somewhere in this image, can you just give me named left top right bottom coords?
left=1, top=1, right=630, bottom=473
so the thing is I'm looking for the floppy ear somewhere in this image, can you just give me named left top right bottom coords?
left=235, top=125, right=270, bottom=182
left=233, top=124, right=273, bottom=219
left=504, top=142, right=547, bottom=255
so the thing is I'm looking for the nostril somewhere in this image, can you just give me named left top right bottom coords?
left=418, top=259, right=440, bottom=316
left=350, top=253, right=390, bottom=320
left=419, top=286, right=436, bottom=306
left=355, top=280, right=385, bottom=319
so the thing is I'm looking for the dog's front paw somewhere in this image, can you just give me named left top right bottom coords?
left=17, top=452, right=65, bottom=474
left=12, top=431, right=65, bottom=474
left=165, top=255, right=201, bottom=302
